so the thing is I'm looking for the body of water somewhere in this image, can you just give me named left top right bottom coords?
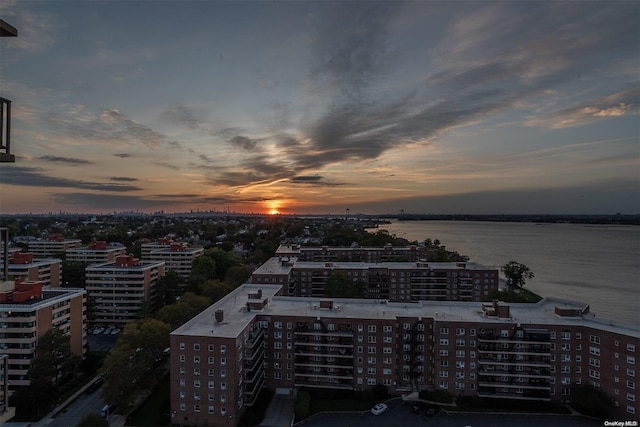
left=378, top=220, right=639, bottom=325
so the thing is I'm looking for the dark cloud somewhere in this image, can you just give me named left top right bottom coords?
left=1, top=166, right=142, bottom=191
left=52, top=193, right=170, bottom=210
left=309, top=2, right=399, bottom=101
left=154, top=162, right=181, bottom=170
left=110, top=176, right=138, bottom=182
left=48, top=108, right=169, bottom=148
left=229, top=135, right=259, bottom=151
left=290, top=175, right=346, bottom=187
left=114, top=153, right=134, bottom=158
left=37, top=155, right=95, bottom=165
left=160, top=103, right=201, bottom=130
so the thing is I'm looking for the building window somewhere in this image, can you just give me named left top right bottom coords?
left=194, top=356, right=200, bottom=363
left=440, top=327, right=449, bottom=335
left=194, top=343, right=200, bottom=351
left=628, top=356, right=636, bottom=365
left=208, top=344, right=214, bottom=351
left=561, top=331, right=570, bottom=340
left=589, top=335, right=600, bottom=344
left=179, top=342, right=185, bottom=350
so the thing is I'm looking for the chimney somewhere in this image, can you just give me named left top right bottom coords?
left=215, top=310, right=224, bottom=323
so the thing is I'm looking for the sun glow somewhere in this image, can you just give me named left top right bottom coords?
left=266, top=199, right=282, bottom=215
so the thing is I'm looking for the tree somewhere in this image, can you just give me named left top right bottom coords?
left=61, top=260, right=88, bottom=287
left=501, top=261, right=534, bottom=288
left=224, top=265, right=254, bottom=287
left=156, top=269, right=186, bottom=307
left=76, top=413, right=109, bottom=427
left=325, top=271, right=367, bottom=298
left=30, top=328, right=80, bottom=387
left=101, top=318, right=170, bottom=408
left=199, top=279, right=233, bottom=304
left=188, top=256, right=217, bottom=287
left=154, top=292, right=210, bottom=329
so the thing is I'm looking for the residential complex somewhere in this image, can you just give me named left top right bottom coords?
left=276, top=243, right=443, bottom=263
left=65, top=240, right=126, bottom=264
left=251, top=256, right=498, bottom=302
left=85, top=254, right=165, bottom=327
left=144, top=241, right=204, bottom=278
left=170, top=283, right=639, bottom=427
left=0, top=252, right=61, bottom=287
left=27, top=234, right=81, bottom=258
left=0, top=279, right=86, bottom=392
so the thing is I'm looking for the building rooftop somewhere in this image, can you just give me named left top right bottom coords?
left=172, top=283, right=640, bottom=340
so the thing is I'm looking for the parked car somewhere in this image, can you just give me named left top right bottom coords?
left=371, top=403, right=388, bottom=415
left=85, top=377, right=104, bottom=394
left=110, top=328, right=120, bottom=335
left=425, top=404, right=440, bottom=416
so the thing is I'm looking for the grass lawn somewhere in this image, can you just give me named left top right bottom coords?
left=127, top=374, right=171, bottom=426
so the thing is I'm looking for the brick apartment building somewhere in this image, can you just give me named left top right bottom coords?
left=27, top=234, right=81, bottom=258
left=0, top=252, right=61, bottom=287
left=85, top=254, right=165, bottom=327
left=65, top=240, right=126, bottom=264
left=276, top=243, right=443, bottom=263
left=251, top=257, right=498, bottom=302
left=0, top=279, right=86, bottom=392
left=144, top=241, right=204, bottom=278
left=170, top=283, right=639, bottom=426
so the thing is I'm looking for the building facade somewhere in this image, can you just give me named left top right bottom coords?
left=276, top=244, right=442, bottom=263
left=85, top=255, right=165, bottom=327
left=170, top=284, right=639, bottom=426
left=0, top=279, right=86, bottom=392
left=251, top=257, right=498, bottom=302
left=65, top=240, right=126, bottom=264
left=0, top=252, right=61, bottom=288
left=144, top=242, right=204, bottom=278
left=27, top=234, right=81, bottom=258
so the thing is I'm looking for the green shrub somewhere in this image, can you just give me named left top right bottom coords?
left=295, top=390, right=311, bottom=420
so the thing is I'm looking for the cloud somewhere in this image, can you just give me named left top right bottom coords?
left=160, top=103, right=202, bottom=130
left=52, top=193, right=168, bottom=210
left=114, top=153, right=134, bottom=158
left=0, top=166, right=142, bottom=191
left=526, top=87, right=640, bottom=128
left=46, top=106, right=170, bottom=148
left=290, top=175, right=346, bottom=187
left=229, top=135, right=259, bottom=151
left=110, top=176, right=138, bottom=182
left=2, top=1, right=58, bottom=51
left=37, top=155, right=95, bottom=165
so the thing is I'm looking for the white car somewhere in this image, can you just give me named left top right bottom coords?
left=371, top=403, right=388, bottom=415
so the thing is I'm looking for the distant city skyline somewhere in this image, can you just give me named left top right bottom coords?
left=0, top=1, right=638, bottom=215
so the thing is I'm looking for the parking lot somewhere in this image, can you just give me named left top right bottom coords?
left=86, top=329, right=119, bottom=352
left=296, top=399, right=604, bottom=427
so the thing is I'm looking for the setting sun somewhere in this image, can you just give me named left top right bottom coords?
left=269, top=209, right=280, bottom=215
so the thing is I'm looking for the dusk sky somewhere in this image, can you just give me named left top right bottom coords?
left=1, top=1, right=638, bottom=215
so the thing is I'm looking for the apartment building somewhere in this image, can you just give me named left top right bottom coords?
left=27, top=234, right=81, bottom=258
left=141, top=237, right=175, bottom=258
left=0, top=252, right=61, bottom=287
left=251, top=257, right=498, bottom=302
left=276, top=243, right=441, bottom=263
left=0, top=279, right=86, bottom=392
left=85, top=255, right=165, bottom=327
left=65, top=240, right=126, bottom=264
left=170, top=283, right=639, bottom=426
left=144, top=242, right=204, bottom=278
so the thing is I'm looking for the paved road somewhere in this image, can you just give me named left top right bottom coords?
left=46, top=384, right=106, bottom=427
left=296, top=399, right=603, bottom=427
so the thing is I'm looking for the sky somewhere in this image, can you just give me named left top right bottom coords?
left=0, top=1, right=638, bottom=216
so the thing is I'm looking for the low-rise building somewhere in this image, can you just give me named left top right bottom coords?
left=85, top=255, right=165, bottom=327
left=27, top=234, right=81, bottom=258
left=66, top=240, right=126, bottom=264
left=170, top=284, right=639, bottom=426
left=0, top=279, right=86, bottom=392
